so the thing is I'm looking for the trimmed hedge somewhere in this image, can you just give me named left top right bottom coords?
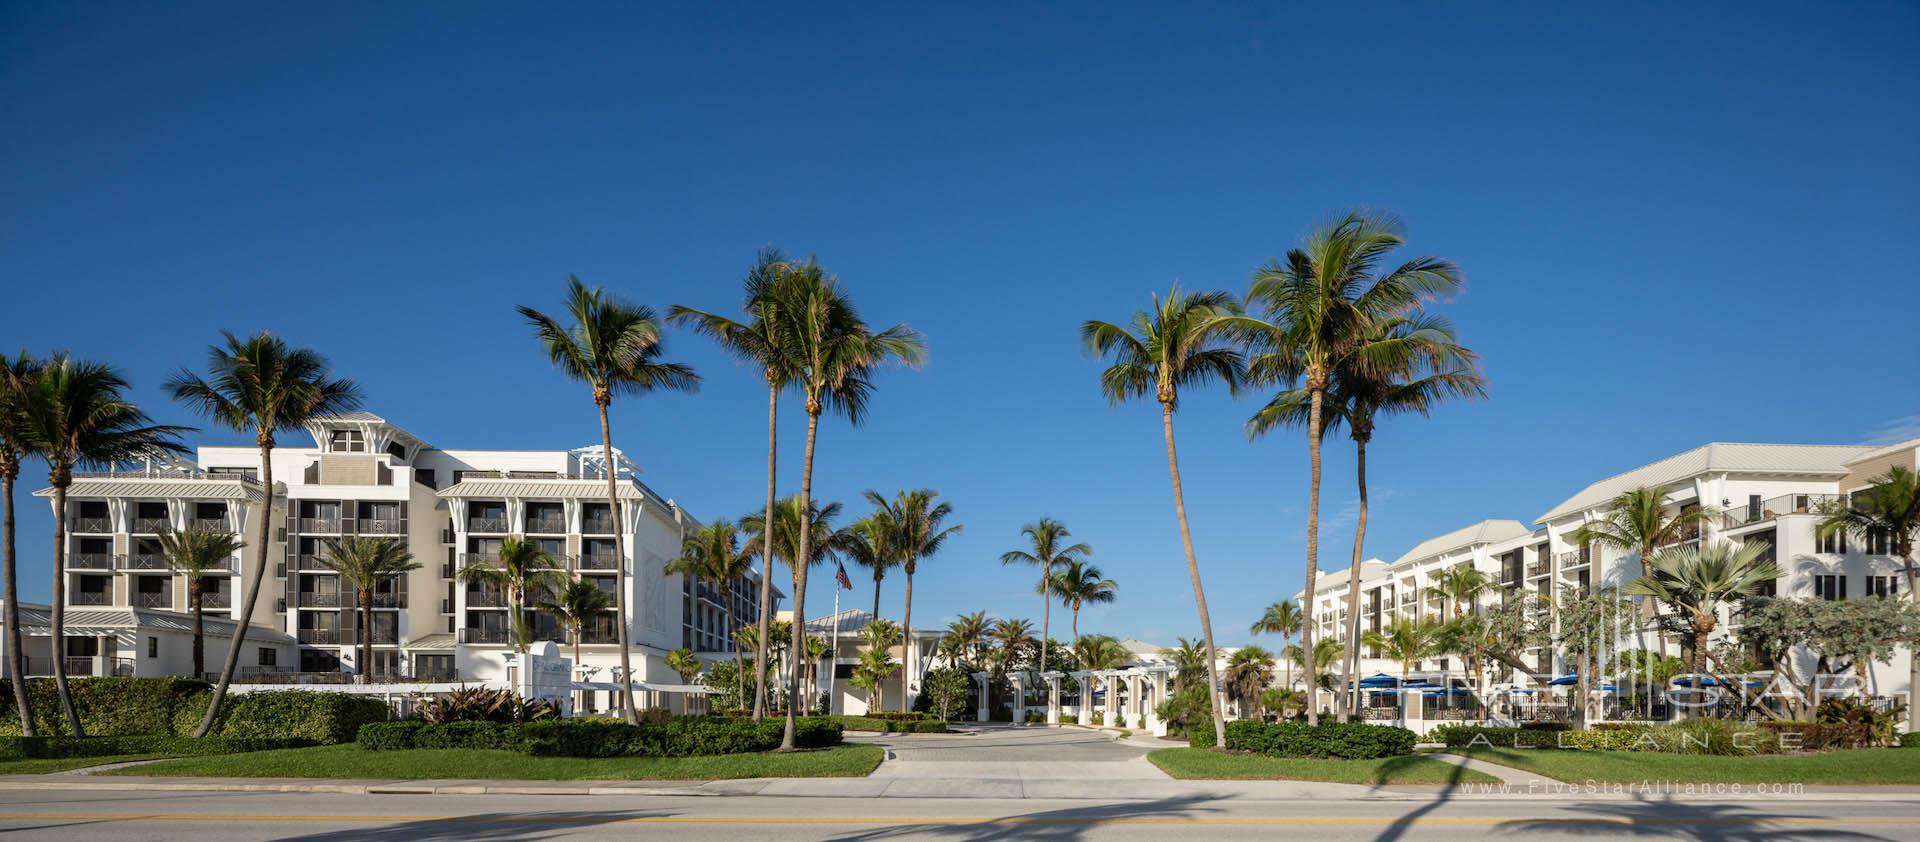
left=358, top=716, right=844, bottom=757
left=831, top=716, right=948, bottom=734
left=0, top=734, right=314, bottom=760
left=853, top=712, right=927, bottom=722
left=1434, top=721, right=1792, bottom=754
left=1196, top=720, right=1415, bottom=759
left=0, top=678, right=212, bottom=737
left=187, top=690, right=391, bottom=745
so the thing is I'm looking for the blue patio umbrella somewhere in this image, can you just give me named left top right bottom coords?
left=1548, top=674, right=1579, bottom=686
left=1504, top=687, right=1536, bottom=695
left=1355, top=673, right=1399, bottom=688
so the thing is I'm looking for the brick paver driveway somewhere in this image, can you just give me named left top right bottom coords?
left=849, top=726, right=1170, bottom=787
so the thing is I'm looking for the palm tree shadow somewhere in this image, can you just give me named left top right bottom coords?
left=821, top=794, right=1226, bottom=842
left=1365, top=750, right=1471, bottom=842
left=275, top=810, right=655, bottom=842
left=1491, top=796, right=1891, bottom=841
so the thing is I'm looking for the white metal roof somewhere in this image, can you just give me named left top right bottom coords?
left=405, top=633, right=457, bottom=651
left=1844, top=437, right=1920, bottom=467
left=1536, top=442, right=1873, bottom=523
left=436, top=477, right=659, bottom=503
left=1391, top=519, right=1532, bottom=566
left=2, top=602, right=293, bottom=643
left=33, top=476, right=265, bottom=501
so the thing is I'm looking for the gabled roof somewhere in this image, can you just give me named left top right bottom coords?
left=1845, top=437, right=1920, bottom=467
left=1537, top=442, right=1873, bottom=523
left=799, top=608, right=936, bottom=637
left=1392, top=520, right=1531, bottom=566
left=405, top=633, right=456, bottom=650
left=311, top=412, right=430, bottom=451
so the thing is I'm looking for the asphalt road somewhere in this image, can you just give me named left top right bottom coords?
left=2, top=788, right=1918, bottom=841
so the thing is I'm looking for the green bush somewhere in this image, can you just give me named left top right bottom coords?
left=1759, top=720, right=1875, bottom=751
left=188, top=690, right=390, bottom=745
left=831, top=716, right=947, bottom=733
left=1900, top=731, right=1920, bottom=748
left=362, top=715, right=846, bottom=757
left=356, top=721, right=423, bottom=751
left=0, top=734, right=313, bottom=760
left=1218, top=720, right=1415, bottom=759
left=1156, top=685, right=1212, bottom=738
left=0, top=678, right=211, bottom=737
left=855, top=711, right=927, bottom=722
left=1188, top=716, right=1215, bottom=748
left=1437, top=722, right=1783, bottom=754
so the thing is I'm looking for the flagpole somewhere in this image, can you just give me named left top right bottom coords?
left=826, top=583, right=841, bottom=715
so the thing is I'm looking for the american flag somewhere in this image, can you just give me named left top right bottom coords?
left=835, top=562, right=853, bottom=590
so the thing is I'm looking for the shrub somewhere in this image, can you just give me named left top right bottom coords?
left=1091, top=712, right=1105, bottom=726
left=1649, top=719, right=1779, bottom=755
left=1219, top=720, right=1414, bottom=760
left=1901, top=731, right=1920, bottom=748
left=515, top=715, right=843, bottom=757
left=415, top=686, right=558, bottom=725
left=1188, top=716, right=1216, bottom=748
left=1817, top=698, right=1906, bottom=747
left=1759, top=720, right=1876, bottom=751
left=1519, top=721, right=1570, bottom=732
left=189, top=690, right=390, bottom=745
left=0, top=734, right=312, bottom=759
left=856, top=711, right=927, bottom=722
left=1156, top=685, right=1212, bottom=738
left=0, top=677, right=211, bottom=737
left=831, top=716, right=947, bottom=734
left=1437, top=722, right=1781, bottom=754
left=357, top=721, right=423, bottom=751
left=1024, top=709, right=1047, bottom=724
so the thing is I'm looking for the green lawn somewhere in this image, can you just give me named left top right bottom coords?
left=105, top=743, right=885, bottom=781
left=1450, top=747, right=1920, bottom=785
left=1148, top=748, right=1499, bottom=785
left=0, top=754, right=172, bottom=775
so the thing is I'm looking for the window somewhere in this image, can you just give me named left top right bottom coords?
left=146, top=637, right=158, bottom=658
left=415, top=469, right=437, bottom=489
left=1868, top=576, right=1899, bottom=598
left=1815, top=575, right=1847, bottom=601
left=1818, top=529, right=1848, bottom=554
left=385, top=442, right=407, bottom=459
left=328, top=429, right=366, bottom=453
left=258, top=647, right=277, bottom=667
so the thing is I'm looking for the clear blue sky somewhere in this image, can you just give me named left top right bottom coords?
left=4, top=2, right=1916, bottom=648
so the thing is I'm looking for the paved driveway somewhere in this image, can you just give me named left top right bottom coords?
left=850, top=726, right=1170, bottom=792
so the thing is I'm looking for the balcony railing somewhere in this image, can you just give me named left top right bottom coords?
left=70, top=552, right=117, bottom=570
left=290, top=554, right=336, bottom=570
left=26, top=657, right=134, bottom=677
left=200, top=592, right=232, bottom=609
left=131, top=517, right=171, bottom=534
left=466, top=517, right=508, bottom=533
left=576, top=553, right=620, bottom=571
left=581, top=518, right=616, bottom=535
left=459, top=553, right=502, bottom=571
left=525, top=516, right=567, bottom=534
left=1723, top=493, right=1842, bottom=529
left=71, top=591, right=111, bottom=606
left=73, top=467, right=261, bottom=487
left=460, top=627, right=512, bottom=644
left=1555, top=549, right=1589, bottom=568
left=123, top=553, right=169, bottom=571
left=187, top=518, right=231, bottom=533
left=466, top=590, right=507, bottom=607
left=299, top=591, right=343, bottom=608
left=131, top=592, right=172, bottom=609
left=1525, top=561, right=1549, bottom=578
left=71, top=517, right=112, bottom=533
left=580, top=628, right=621, bottom=645
left=356, top=518, right=405, bottom=535
left=297, top=628, right=340, bottom=645
left=370, top=592, right=403, bottom=608
left=298, top=517, right=342, bottom=533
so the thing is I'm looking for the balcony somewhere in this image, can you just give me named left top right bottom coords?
left=580, top=627, right=620, bottom=645
left=71, top=517, right=112, bottom=533
left=123, top=553, right=169, bottom=571
left=187, top=518, right=231, bottom=533
left=460, top=627, right=511, bottom=645
left=466, top=517, right=508, bottom=534
left=131, top=592, right=172, bottom=609
left=131, top=517, right=171, bottom=534
left=1723, top=493, right=1841, bottom=530
left=297, top=628, right=340, bottom=645
left=298, top=517, right=342, bottom=534
left=1555, top=550, right=1589, bottom=569
left=70, top=552, right=117, bottom=571
left=370, top=592, right=404, bottom=608
left=356, top=518, right=405, bottom=535
left=459, top=553, right=502, bottom=571
left=70, top=591, right=111, bottom=606
left=576, top=553, right=620, bottom=571
left=26, top=657, right=134, bottom=677
left=581, top=518, right=616, bottom=535
left=526, top=516, right=567, bottom=534
left=200, top=592, right=232, bottom=609
left=466, top=590, right=507, bottom=608
left=290, top=554, right=336, bottom=571
left=1525, top=561, right=1549, bottom=578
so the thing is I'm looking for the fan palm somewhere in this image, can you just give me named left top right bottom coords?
left=537, top=578, right=612, bottom=676
left=1249, top=600, right=1302, bottom=691
left=664, top=519, right=754, bottom=703
left=0, top=352, right=39, bottom=734
left=943, top=611, right=993, bottom=669
left=1818, top=467, right=1920, bottom=730
left=1361, top=616, right=1444, bottom=680
left=1225, top=646, right=1276, bottom=718
left=670, top=249, right=806, bottom=719
left=1625, top=541, right=1778, bottom=679
left=457, top=536, right=568, bottom=655
left=166, top=332, right=355, bottom=735
left=1046, top=560, right=1117, bottom=649
left=769, top=263, right=925, bottom=749
left=1240, top=211, right=1462, bottom=725
left=1083, top=283, right=1242, bottom=747
left=520, top=277, right=699, bottom=724
left=1000, top=517, right=1091, bottom=677
left=1073, top=634, right=1128, bottom=672
left=865, top=489, right=960, bottom=709
left=156, top=525, right=245, bottom=679
left=319, top=537, right=419, bottom=683
left=26, top=355, right=189, bottom=735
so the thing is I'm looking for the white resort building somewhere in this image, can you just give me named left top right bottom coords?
left=18, top=411, right=776, bottom=708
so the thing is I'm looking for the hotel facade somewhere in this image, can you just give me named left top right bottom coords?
left=19, top=412, right=772, bottom=692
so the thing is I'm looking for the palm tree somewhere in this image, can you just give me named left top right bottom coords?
left=167, top=331, right=359, bottom=736
left=0, top=352, right=40, bottom=735
left=1361, top=616, right=1444, bottom=681
left=670, top=249, right=805, bottom=720
left=1571, top=485, right=1719, bottom=655
left=666, top=647, right=702, bottom=683
left=943, top=611, right=993, bottom=670
left=854, top=618, right=903, bottom=710
left=520, top=277, right=700, bottom=725
left=1047, top=560, right=1117, bottom=649
left=1436, top=613, right=1499, bottom=697
left=1225, top=646, right=1276, bottom=718
left=990, top=618, right=1038, bottom=676
left=741, top=496, right=847, bottom=590
left=319, top=537, right=419, bottom=683
left=26, top=355, right=188, bottom=735
left=770, top=263, right=925, bottom=749
left=458, top=537, right=568, bottom=656
left=801, top=634, right=830, bottom=711
left=1249, top=600, right=1302, bottom=691
left=1427, top=565, right=1491, bottom=623
left=839, top=515, right=897, bottom=622
left=1625, top=541, right=1777, bottom=680
left=1241, top=211, right=1463, bottom=725
left=1161, top=638, right=1208, bottom=692
left=1818, top=467, right=1920, bottom=731
left=1287, top=636, right=1347, bottom=697
left=663, top=519, right=754, bottom=703
left=865, top=489, right=960, bottom=709
left=1249, top=312, right=1483, bottom=719
left=1083, top=284, right=1243, bottom=748
left=156, top=526, right=244, bottom=679
left=1000, top=517, right=1091, bottom=677
left=537, top=578, right=612, bottom=676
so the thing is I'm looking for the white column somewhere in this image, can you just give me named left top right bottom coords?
left=1074, top=672, right=1093, bottom=725
left=1011, top=673, right=1027, bottom=724
left=1043, top=673, right=1061, bottom=725
left=972, top=671, right=991, bottom=722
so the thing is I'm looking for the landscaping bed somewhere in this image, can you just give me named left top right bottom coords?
left=1189, top=720, right=1417, bottom=759
left=1449, top=745, right=1920, bottom=785
left=0, top=678, right=390, bottom=744
left=358, top=715, right=844, bottom=756
left=106, top=743, right=886, bottom=780
left=829, top=715, right=951, bottom=734
left=1148, top=748, right=1498, bottom=785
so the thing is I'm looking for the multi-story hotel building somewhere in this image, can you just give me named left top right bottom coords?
left=27, top=412, right=772, bottom=690
left=1300, top=437, right=1920, bottom=699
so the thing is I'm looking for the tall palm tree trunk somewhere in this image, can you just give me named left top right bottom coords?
left=359, top=588, right=374, bottom=684
left=49, top=484, right=81, bottom=735
left=1039, top=576, right=1051, bottom=676
left=899, top=566, right=913, bottom=711
left=189, top=581, right=204, bottom=679
left=1161, top=404, right=1227, bottom=749
left=1341, top=438, right=1371, bottom=720
left=1901, top=541, right=1918, bottom=732
left=752, top=380, right=779, bottom=720
left=1301, top=386, right=1324, bottom=726
left=2, top=469, right=33, bottom=735
left=723, top=596, right=743, bottom=713
left=196, top=437, right=275, bottom=737
left=780, top=410, right=822, bottom=749
left=1282, top=631, right=1292, bottom=693
left=598, top=401, right=639, bottom=726
left=1071, top=604, right=1079, bottom=650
